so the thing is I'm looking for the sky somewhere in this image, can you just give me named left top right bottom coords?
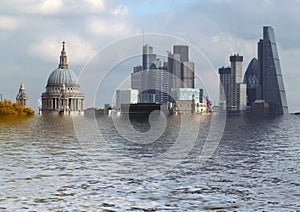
left=1, top=0, right=300, bottom=112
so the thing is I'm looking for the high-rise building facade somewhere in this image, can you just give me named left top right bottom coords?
left=257, top=26, right=288, bottom=114
left=131, top=65, right=143, bottom=93
left=173, top=45, right=189, bottom=62
left=142, top=44, right=156, bottom=70
left=219, top=67, right=231, bottom=107
left=168, top=45, right=195, bottom=90
left=131, top=44, right=197, bottom=105
left=219, top=54, right=247, bottom=112
left=131, top=44, right=169, bottom=103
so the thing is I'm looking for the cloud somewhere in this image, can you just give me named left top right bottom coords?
left=0, top=16, right=21, bottom=31
left=84, top=0, right=105, bottom=12
left=1, top=0, right=107, bottom=15
left=28, top=35, right=96, bottom=65
left=112, top=5, right=128, bottom=16
left=37, top=0, right=63, bottom=15
left=86, top=18, right=132, bottom=37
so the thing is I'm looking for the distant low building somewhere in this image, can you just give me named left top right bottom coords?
left=16, top=81, right=27, bottom=106
left=116, top=89, right=139, bottom=110
left=251, top=100, right=269, bottom=115
left=120, top=103, right=163, bottom=119
left=41, top=42, right=84, bottom=115
left=171, top=88, right=206, bottom=114
left=171, top=88, right=203, bottom=102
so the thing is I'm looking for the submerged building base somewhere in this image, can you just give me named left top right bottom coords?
left=40, top=110, right=84, bottom=116
left=121, top=103, right=163, bottom=119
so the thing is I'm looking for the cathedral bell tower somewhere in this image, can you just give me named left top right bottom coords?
left=16, top=80, right=27, bottom=106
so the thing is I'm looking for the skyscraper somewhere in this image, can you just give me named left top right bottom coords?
left=219, top=54, right=247, bottom=112
left=173, top=45, right=189, bottom=62
left=168, top=45, right=195, bottom=89
left=131, top=65, right=143, bottom=92
left=182, top=61, right=195, bottom=88
left=257, top=26, right=288, bottom=114
left=131, top=44, right=169, bottom=103
left=142, top=44, right=156, bottom=70
left=244, top=58, right=260, bottom=106
left=219, top=67, right=231, bottom=108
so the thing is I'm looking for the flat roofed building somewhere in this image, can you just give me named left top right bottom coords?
left=116, top=89, right=139, bottom=110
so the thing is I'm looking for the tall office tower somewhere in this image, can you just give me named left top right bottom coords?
left=132, top=45, right=169, bottom=103
left=142, top=44, right=157, bottom=70
left=182, top=61, right=195, bottom=88
left=141, top=59, right=169, bottom=103
left=160, top=62, right=170, bottom=103
left=230, top=54, right=247, bottom=111
left=131, top=65, right=143, bottom=92
left=173, top=45, right=189, bottom=62
left=244, top=58, right=260, bottom=106
left=258, top=26, right=288, bottom=114
left=219, top=54, right=247, bottom=112
left=168, top=52, right=181, bottom=89
left=168, top=45, right=195, bottom=90
left=219, top=67, right=231, bottom=107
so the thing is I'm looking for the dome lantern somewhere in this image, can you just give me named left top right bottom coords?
left=58, top=41, right=68, bottom=69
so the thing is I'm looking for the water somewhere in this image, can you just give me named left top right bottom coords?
left=0, top=113, right=299, bottom=211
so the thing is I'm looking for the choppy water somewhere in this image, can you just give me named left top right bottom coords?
left=0, top=113, right=299, bottom=211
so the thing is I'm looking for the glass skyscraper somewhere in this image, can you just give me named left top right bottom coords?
left=258, top=26, right=288, bottom=114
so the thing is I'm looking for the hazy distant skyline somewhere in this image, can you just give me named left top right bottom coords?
left=1, top=0, right=300, bottom=112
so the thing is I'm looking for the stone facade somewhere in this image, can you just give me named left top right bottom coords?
left=41, top=42, right=84, bottom=115
left=16, top=81, right=27, bottom=106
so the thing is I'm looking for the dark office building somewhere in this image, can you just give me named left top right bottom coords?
left=258, top=26, right=288, bottom=114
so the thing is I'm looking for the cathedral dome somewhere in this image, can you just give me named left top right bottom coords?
left=47, top=68, right=79, bottom=86
left=46, top=41, right=79, bottom=87
left=41, top=42, right=85, bottom=115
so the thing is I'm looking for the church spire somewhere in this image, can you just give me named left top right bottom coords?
left=20, top=80, right=25, bottom=90
left=58, top=41, right=68, bottom=69
left=16, top=80, right=27, bottom=106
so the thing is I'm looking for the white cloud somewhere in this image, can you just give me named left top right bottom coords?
left=112, top=5, right=128, bottom=16
left=0, top=16, right=21, bottom=31
left=2, top=0, right=107, bottom=15
left=84, top=0, right=105, bottom=12
left=28, top=35, right=96, bottom=65
left=38, top=0, right=63, bottom=15
left=86, top=18, right=132, bottom=37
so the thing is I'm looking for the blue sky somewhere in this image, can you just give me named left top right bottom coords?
left=0, top=0, right=300, bottom=112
